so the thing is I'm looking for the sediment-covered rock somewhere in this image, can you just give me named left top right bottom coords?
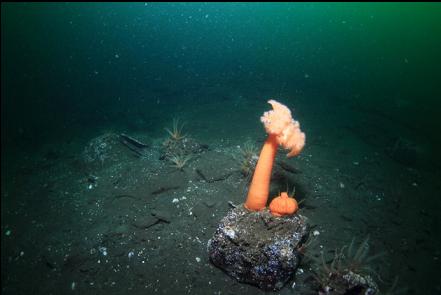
left=207, top=205, right=309, bottom=291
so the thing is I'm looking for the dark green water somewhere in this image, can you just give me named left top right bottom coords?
left=2, top=3, right=441, bottom=295
left=2, top=3, right=441, bottom=149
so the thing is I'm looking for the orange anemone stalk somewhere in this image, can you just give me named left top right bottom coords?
left=244, top=100, right=305, bottom=211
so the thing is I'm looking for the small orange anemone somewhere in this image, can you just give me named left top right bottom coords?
left=269, top=192, right=298, bottom=217
left=244, top=100, right=305, bottom=212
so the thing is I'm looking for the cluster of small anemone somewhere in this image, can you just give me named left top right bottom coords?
left=162, top=118, right=193, bottom=171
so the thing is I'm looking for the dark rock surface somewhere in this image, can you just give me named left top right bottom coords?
left=207, top=205, right=309, bottom=291
left=322, top=270, right=379, bottom=295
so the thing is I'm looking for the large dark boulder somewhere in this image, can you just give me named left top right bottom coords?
left=207, top=205, right=309, bottom=291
